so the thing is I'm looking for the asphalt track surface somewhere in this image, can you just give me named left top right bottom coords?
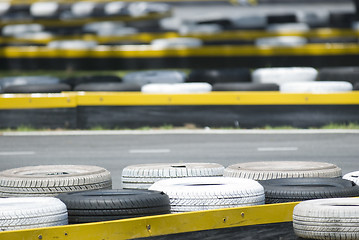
left=0, top=130, right=358, bottom=189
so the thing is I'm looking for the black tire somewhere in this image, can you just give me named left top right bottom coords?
left=329, top=12, right=356, bottom=28
left=212, top=83, right=279, bottom=91
left=267, top=14, right=297, bottom=24
left=74, top=82, right=141, bottom=91
left=187, top=68, right=251, bottom=84
left=65, top=75, right=122, bottom=87
left=3, top=83, right=71, bottom=93
left=259, top=178, right=359, bottom=204
left=354, top=82, right=359, bottom=90
left=308, top=37, right=358, bottom=44
left=196, top=18, right=233, bottom=29
left=57, top=189, right=170, bottom=223
left=317, top=67, right=359, bottom=85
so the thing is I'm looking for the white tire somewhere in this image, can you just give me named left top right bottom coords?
left=343, top=171, right=359, bottom=185
left=224, top=161, right=342, bottom=180
left=296, top=11, right=329, bottom=28
left=104, top=1, right=127, bottom=15
left=149, top=177, right=265, bottom=213
left=123, top=70, right=186, bottom=85
left=122, top=163, right=225, bottom=189
left=2, top=24, right=43, bottom=37
left=0, top=165, right=112, bottom=197
left=255, top=36, right=307, bottom=47
left=231, top=15, right=267, bottom=29
left=266, top=23, right=310, bottom=33
left=293, top=198, right=359, bottom=240
left=15, top=32, right=53, bottom=40
left=280, top=81, right=353, bottom=93
left=252, top=67, right=318, bottom=85
left=0, top=76, right=60, bottom=89
left=0, top=3, right=10, bottom=15
left=47, top=40, right=98, bottom=50
left=83, top=21, right=125, bottom=33
left=151, top=37, right=203, bottom=48
left=179, top=24, right=222, bottom=35
left=71, top=1, right=95, bottom=17
left=141, top=83, right=212, bottom=94
left=30, top=2, right=59, bottom=17
left=0, top=197, right=68, bottom=231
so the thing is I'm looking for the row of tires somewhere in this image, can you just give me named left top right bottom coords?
left=1, top=67, right=359, bottom=94
left=1, top=162, right=359, bottom=232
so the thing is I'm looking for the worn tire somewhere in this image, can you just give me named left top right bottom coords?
left=74, top=82, right=141, bottom=91
left=4, top=83, right=71, bottom=93
left=252, top=67, right=317, bottom=84
left=343, top=171, right=359, bottom=185
left=187, top=68, right=251, bottom=84
left=224, top=161, right=342, bottom=180
left=149, top=177, right=265, bottom=213
left=280, top=81, right=353, bottom=93
left=317, top=67, right=359, bottom=85
left=259, top=178, right=359, bottom=203
left=0, top=165, right=112, bottom=197
left=122, top=163, right=224, bottom=189
left=123, top=70, right=186, bottom=85
left=293, top=198, right=359, bottom=239
left=0, top=197, right=67, bottom=231
left=141, top=83, right=212, bottom=94
left=212, top=83, right=279, bottom=91
left=57, top=189, right=170, bottom=223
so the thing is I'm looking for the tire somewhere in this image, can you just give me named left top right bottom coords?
left=255, top=36, right=307, bottom=47
left=30, top=2, right=59, bottom=17
left=141, top=83, right=212, bottom=94
left=259, top=178, right=359, bottom=204
left=4, top=83, right=71, bottom=93
left=354, top=83, right=359, bottom=90
left=187, top=68, right=251, bottom=84
left=252, top=67, right=317, bottom=85
left=149, top=177, right=265, bottom=213
left=47, top=40, right=97, bottom=49
left=329, top=12, right=355, bottom=28
left=293, top=198, right=359, bottom=239
left=308, top=37, right=358, bottom=44
left=0, top=75, right=60, bottom=89
left=296, top=11, right=329, bottom=28
left=122, top=163, right=225, bottom=189
left=0, top=165, right=112, bottom=197
left=317, top=67, right=359, bottom=85
left=179, top=24, right=222, bottom=35
left=212, top=83, right=279, bottom=91
left=150, top=37, right=203, bottom=48
left=267, top=14, right=297, bottom=24
left=343, top=171, right=359, bottom=185
left=2, top=24, right=43, bottom=37
left=0, top=197, right=68, bottom=231
left=231, top=15, right=267, bottom=29
left=56, top=189, right=170, bottom=223
left=74, top=82, right=141, bottom=92
left=280, top=81, right=353, bottom=93
left=266, top=23, right=309, bottom=33
left=224, top=161, right=342, bottom=180
left=65, top=75, right=122, bottom=87
left=123, top=70, right=186, bottom=85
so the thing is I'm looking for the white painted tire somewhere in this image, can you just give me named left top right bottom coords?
left=151, top=37, right=203, bottom=48
left=104, top=1, right=127, bottom=15
left=30, top=2, right=59, bottom=17
left=141, top=83, right=212, bottom=94
left=0, top=165, right=112, bottom=197
left=47, top=40, right=97, bottom=49
left=0, top=3, right=10, bottom=16
left=293, top=198, right=359, bottom=240
left=252, top=67, right=318, bottom=85
left=0, top=76, right=60, bottom=89
left=280, top=81, right=353, bottom=93
left=296, top=11, right=329, bottom=28
left=343, top=171, right=359, bottom=185
left=122, top=163, right=224, bottom=189
left=255, top=36, right=307, bottom=47
left=266, top=23, right=310, bottom=33
left=71, top=1, right=95, bottom=17
left=2, top=24, right=43, bottom=37
left=224, top=161, right=342, bottom=180
left=179, top=24, right=222, bottom=35
left=123, top=70, right=186, bottom=85
left=83, top=21, right=125, bottom=33
left=231, top=15, right=267, bottom=29
left=149, top=177, right=265, bottom=213
left=0, top=197, right=68, bottom=231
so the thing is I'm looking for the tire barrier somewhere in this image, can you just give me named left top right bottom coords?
left=148, top=177, right=265, bottom=213
left=293, top=198, right=359, bottom=240
left=122, top=163, right=225, bottom=189
left=252, top=67, right=318, bottom=85
left=56, top=189, right=170, bottom=224
left=212, top=83, right=279, bottom=91
left=259, top=178, right=359, bottom=204
left=141, top=83, right=212, bottom=94
left=0, top=165, right=112, bottom=197
left=343, top=171, right=359, bottom=185
left=123, top=70, right=186, bottom=85
left=280, top=81, right=353, bottom=93
left=187, top=68, right=251, bottom=84
left=0, top=197, right=68, bottom=231
left=224, top=161, right=342, bottom=180
left=74, top=82, right=141, bottom=92
left=317, top=67, right=359, bottom=86
left=4, top=83, right=71, bottom=93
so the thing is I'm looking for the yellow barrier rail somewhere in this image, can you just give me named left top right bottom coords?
left=1, top=92, right=359, bottom=109
left=0, top=201, right=297, bottom=240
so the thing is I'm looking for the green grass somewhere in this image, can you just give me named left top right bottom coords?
left=319, top=123, right=359, bottom=130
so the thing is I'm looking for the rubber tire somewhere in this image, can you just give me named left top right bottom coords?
left=0, top=165, right=112, bottom=197
left=212, top=83, right=279, bottom=91
left=122, top=163, right=225, bottom=189
left=57, top=189, right=170, bottom=223
left=266, top=14, right=297, bottom=24
left=149, top=177, right=265, bottom=213
left=0, top=197, right=67, bottom=231
left=280, top=81, right=353, bottom=93
left=74, top=82, right=141, bottom=91
left=293, top=198, right=359, bottom=239
left=3, top=83, right=71, bottom=93
left=123, top=70, right=186, bottom=85
left=259, top=178, right=359, bottom=203
left=187, top=68, right=251, bottom=84
left=354, top=82, right=359, bottom=90
left=343, top=171, right=359, bottom=185
left=317, top=67, right=359, bottom=85
left=224, top=161, right=342, bottom=180
left=141, top=83, right=212, bottom=94
left=329, top=12, right=355, bottom=28
left=65, top=75, right=122, bottom=87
